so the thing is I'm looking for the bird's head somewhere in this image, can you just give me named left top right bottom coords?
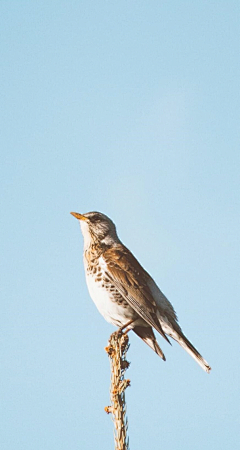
left=70, top=211, right=119, bottom=247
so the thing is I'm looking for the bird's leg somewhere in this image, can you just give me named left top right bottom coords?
left=118, top=319, right=134, bottom=334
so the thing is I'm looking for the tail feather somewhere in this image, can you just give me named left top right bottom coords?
left=133, top=326, right=166, bottom=361
left=172, top=331, right=211, bottom=373
left=161, top=318, right=211, bottom=373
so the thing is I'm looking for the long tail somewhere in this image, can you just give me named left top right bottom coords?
left=133, top=326, right=166, bottom=361
left=172, top=331, right=211, bottom=373
left=161, top=319, right=211, bottom=373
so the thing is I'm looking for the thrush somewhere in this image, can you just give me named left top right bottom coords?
left=71, top=211, right=211, bottom=373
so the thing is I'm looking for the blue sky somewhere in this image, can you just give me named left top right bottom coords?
left=1, top=1, right=239, bottom=449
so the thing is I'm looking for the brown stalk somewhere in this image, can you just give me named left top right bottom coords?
left=105, top=331, right=130, bottom=450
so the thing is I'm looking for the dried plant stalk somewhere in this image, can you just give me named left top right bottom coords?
left=105, top=331, right=130, bottom=450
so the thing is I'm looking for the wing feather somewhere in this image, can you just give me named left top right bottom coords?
left=103, top=245, right=170, bottom=344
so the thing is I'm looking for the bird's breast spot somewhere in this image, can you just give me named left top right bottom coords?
left=85, top=273, right=136, bottom=326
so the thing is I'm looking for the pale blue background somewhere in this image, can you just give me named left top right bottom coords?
left=1, top=2, right=239, bottom=449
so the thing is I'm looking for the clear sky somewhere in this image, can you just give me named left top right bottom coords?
left=1, top=1, right=239, bottom=449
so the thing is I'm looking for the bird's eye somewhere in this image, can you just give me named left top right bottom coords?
left=91, top=215, right=100, bottom=223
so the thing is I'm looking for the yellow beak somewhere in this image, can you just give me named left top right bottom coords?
left=70, top=212, right=89, bottom=221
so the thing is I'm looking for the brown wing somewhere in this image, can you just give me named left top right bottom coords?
left=103, top=245, right=170, bottom=344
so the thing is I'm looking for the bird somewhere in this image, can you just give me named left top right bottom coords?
left=71, top=211, right=211, bottom=373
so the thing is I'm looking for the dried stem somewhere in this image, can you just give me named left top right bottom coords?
left=105, top=331, right=130, bottom=450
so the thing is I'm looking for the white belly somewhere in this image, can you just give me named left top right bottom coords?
left=83, top=254, right=144, bottom=328
left=85, top=271, right=134, bottom=327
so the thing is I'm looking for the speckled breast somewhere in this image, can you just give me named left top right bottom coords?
left=83, top=248, right=138, bottom=327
